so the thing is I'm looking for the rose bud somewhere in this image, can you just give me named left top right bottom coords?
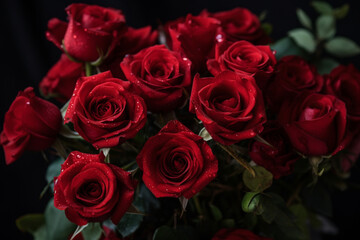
left=249, top=122, right=299, bottom=179
left=0, top=87, right=62, bottom=165
left=212, top=228, right=272, bottom=240
left=165, top=14, right=220, bottom=73
left=207, top=40, right=276, bottom=89
left=46, top=3, right=126, bottom=62
left=202, top=8, right=270, bottom=45
left=278, top=92, right=350, bottom=157
left=266, top=55, right=323, bottom=112
left=190, top=71, right=266, bottom=145
left=120, top=45, right=192, bottom=112
left=136, top=120, right=218, bottom=199
left=40, top=54, right=83, bottom=103
left=64, top=71, right=147, bottom=149
left=54, top=151, right=136, bottom=225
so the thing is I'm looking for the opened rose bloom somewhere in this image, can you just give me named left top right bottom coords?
left=266, top=55, right=323, bottom=112
left=46, top=3, right=126, bottom=62
left=249, top=121, right=299, bottom=179
left=278, top=92, right=349, bottom=156
left=121, top=45, right=192, bottom=112
left=1, top=87, right=62, bottom=164
left=136, top=120, right=218, bottom=199
left=207, top=40, right=276, bottom=88
left=54, top=151, right=136, bottom=226
left=64, top=71, right=147, bottom=149
left=190, top=71, right=266, bottom=145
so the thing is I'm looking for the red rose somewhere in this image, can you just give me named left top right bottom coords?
left=278, top=93, right=349, bottom=156
left=212, top=228, right=271, bottom=240
left=324, top=64, right=360, bottom=121
left=64, top=71, right=147, bottom=149
left=136, top=120, right=218, bottom=198
left=166, top=14, right=220, bottom=73
left=202, top=8, right=270, bottom=45
left=101, top=26, right=158, bottom=78
left=266, top=55, right=323, bottom=112
left=0, top=87, right=62, bottom=164
left=54, top=151, right=136, bottom=225
left=207, top=40, right=276, bottom=89
left=249, top=122, right=300, bottom=179
left=120, top=45, right=192, bottom=112
left=40, top=54, right=83, bottom=103
left=46, top=4, right=126, bottom=62
left=190, top=71, right=266, bottom=145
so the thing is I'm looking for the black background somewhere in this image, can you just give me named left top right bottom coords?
left=1, top=0, right=360, bottom=239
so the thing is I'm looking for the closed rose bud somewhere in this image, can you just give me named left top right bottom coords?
left=1, top=87, right=62, bottom=164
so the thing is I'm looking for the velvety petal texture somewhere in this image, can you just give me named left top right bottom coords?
left=136, top=120, right=218, bottom=199
left=278, top=93, right=349, bottom=156
left=190, top=71, right=266, bottom=145
left=121, top=45, right=192, bottom=112
left=249, top=121, right=300, bottom=179
left=64, top=71, right=147, bottom=149
left=40, top=54, right=83, bottom=103
left=207, top=40, right=276, bottom=89
left=266, top=55, right=323, bottom=112
left=212, top=228, right=272, bottom=240
left=54, top=151, right=136, bottom=225
left=165, top=14, right=221, bottom=73
left=0, top=87, right=62, bottom=164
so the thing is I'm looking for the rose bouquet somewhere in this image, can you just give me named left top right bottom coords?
left=2, top=1, right=360, bottom=240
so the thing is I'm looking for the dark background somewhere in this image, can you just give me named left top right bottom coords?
left=1, top=0, right=360, bottom=239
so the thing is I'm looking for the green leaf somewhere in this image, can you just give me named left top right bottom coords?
left=241, top=192, right=262, bottom=213
left=209, top=203, right=223, bottom=221
left=45, top=198, right=77, bottom=240
left=243, top=166, right=273, bottom=192
left=302, top=182, right=333, bottom=217
left=311, top=1, right=333, bottom=15
left=270, top=37, right=305, bottom=60
left=82, top=223, right=103, bottom=240
left=315, top=58, right=339, bottom=74
left=46, top=159, right=63, bottom=184
left=316, top=15, right=336, bottom=40
left=288, top=28, right=316, bottom=53
left=220, top=218, right=235, bottom=228
left=333, top=4, right=349, bottom=19
left=261, top=194, right=306, bottom=240
left=325, top=37, right=360, bottom=57
left=289, top=204, right=310, bottom=239
left=296, top=9, right=312, bottom=29
left=16, top=214, right=45, bottom=234
left=117, top=213, right=143, bottom=237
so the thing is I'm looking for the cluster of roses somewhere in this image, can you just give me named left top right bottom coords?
left=1, top=3, right=360, bottom=240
